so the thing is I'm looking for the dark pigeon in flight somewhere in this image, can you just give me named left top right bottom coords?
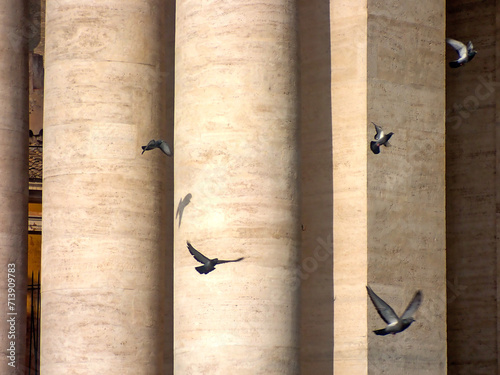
left=187, top=242, right=244, bottom=274
left=141, top=139, right=172, bottom=156
left=370, top=122, right=393, bottom=154
left=446, top=38, right=477, bottom=68
left=366, top=285, right=422, bottom=335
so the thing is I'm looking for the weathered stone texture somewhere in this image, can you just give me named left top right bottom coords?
left=41, top=1, right=169, bottom=374
left=174, top=1, right=300, bottom=373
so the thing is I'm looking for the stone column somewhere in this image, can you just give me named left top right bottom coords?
left=41, top=1, right=169, bottom=374
left=174, top=1, right=300, bottom=374
left=0, top=2, right=28, bottom=374
left=298, top=0, right=334, bottom=373
left=163, top=0, right=175, bottom=373
left=446, top=1, right=499, bottom=373
left=332, top=1, right=446, bottom=373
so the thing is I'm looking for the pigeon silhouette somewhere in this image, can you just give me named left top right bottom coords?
left=141, top=139, right=172, bottom=156
left=366, top=285, right=422, bottom=335
left=446, top=38, right=477, bottom=68
left=187, top=242, right=244, bottom=274
left=370, top=122, right=393, bottom=154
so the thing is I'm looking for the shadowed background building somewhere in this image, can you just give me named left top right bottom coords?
left=0, top=0, right=498, bottom=374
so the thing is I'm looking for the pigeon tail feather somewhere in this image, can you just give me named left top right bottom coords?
left=195, top=265, right=210, bottom=274
left=373, top=329, right=390, bottom=336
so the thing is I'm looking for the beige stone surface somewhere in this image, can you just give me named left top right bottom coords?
left=174, top=0, right=300, bottom=373
left=446, top=1, right=499, bottom=373
left=41, top=1, right=169, bottom=374
left=332, top=2, right=369, bottom=373
left=298, top=0, right=334, bottom=373
left=333, top=0, right=446, bottom=373
left=0, top=2, right=29, bottom=374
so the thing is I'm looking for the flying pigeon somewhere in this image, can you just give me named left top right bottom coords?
left=446, top=38, right=477, bottom=68
left=366, top=285, right=422, bottom=336
left=187, top=242, right=244, bottom=274
left=141, top=139, right=172, bottom=156
left=370, top=122, right=393, bottom=154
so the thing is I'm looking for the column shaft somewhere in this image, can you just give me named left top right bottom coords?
left=333, top=1, right=446, bottom=373
left=446, top=1, right=498, bottom=373
left=41, top=1, right=168, bottom=374
left=0, top=2, right=28, bottom=374
left=174, top=1, right=300, bottom=373
left=298, top=0, right=334, bottom=373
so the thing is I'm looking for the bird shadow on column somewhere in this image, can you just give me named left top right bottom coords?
left=298, top=0, right=334, bottom=373
left=176, top=193, right=192, bottom=228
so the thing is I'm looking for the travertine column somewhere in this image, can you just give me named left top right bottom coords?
left=174, top=1, right=300, bottom=374
left=41, top=1, right=169, bottom=374
left=446, top=1, right=498, bottom=373
left=163, top=0, right=175, bottom=373
left=0, top=2, right=28, bottom=374
left=332, top=1, right=446, bottom=373
left=298, top=0, right=334, bottom=373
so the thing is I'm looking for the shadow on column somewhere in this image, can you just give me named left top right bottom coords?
left=298, top=0, right=334, bottom=373
left=162, top=0, right=175, bottom=373
left=446, top=1, right=498, bottom=373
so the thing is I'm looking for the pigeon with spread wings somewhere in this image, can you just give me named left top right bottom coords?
left=370, top=122, right=394, bottom=155
left=187, top=242, right=244, bottom=274
left=366, top=285, right=422, bottom=335
left=141, top=139, right=172, bottom=156
left=446, top=38, right=477, bottom=68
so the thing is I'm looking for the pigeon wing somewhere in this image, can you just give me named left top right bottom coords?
left=141, top=139, right=156, bottom=154
left=446, top=38, right=467, bottom=59
left=467, top=41, right=474, bottom=53
left=366, top=286, right=399, bottom=325
left=401, top=290, right=423, bottom=320
left=216, top=257, right=244, bottom=264
left=372, top=122, right=384, bottom=140
left=382, top=133, right=394, bottom=147
left=187, top=242, right=210, bottom=264
left=158, top=140, right=173, bottom=156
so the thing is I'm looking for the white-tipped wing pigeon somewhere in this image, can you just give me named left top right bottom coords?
left=446, top=38, right=477, bottom=68
left=141, top=139, right=172, bottom=156
left=366, top=285, right=422, bottom=335
left=370, top=122, right=394, bottom=155
left=187, top=242, right=244, bottom=274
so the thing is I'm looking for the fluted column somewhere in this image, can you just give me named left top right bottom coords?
left=174, top=0, right=300, bottom=373
left=41, top=1, right=169, bottom=374
left=0, top=2, right=28, bottom=374
left=332, top=1, right=446, bottom=373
